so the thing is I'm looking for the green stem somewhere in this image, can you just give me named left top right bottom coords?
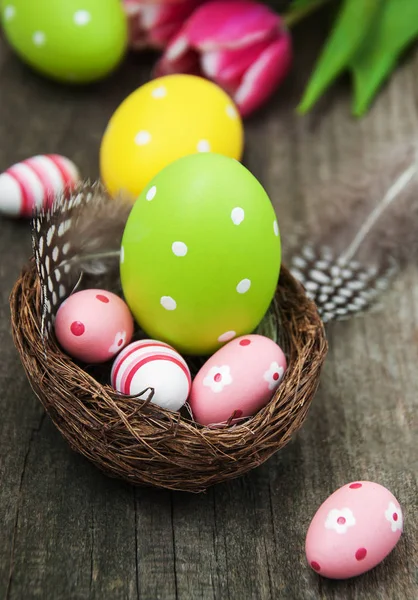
left=284, top=0, right=332, bottom=28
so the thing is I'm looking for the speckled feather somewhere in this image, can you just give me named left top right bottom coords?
left=289, top=142, right=418, bottom=322
left=31, top=181, right=132, bottom=339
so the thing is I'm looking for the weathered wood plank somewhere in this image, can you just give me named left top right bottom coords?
left=0, top=15, right=417, bottom=600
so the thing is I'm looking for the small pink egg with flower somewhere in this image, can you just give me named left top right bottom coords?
left=54, top=289, right=134, bottom=363
left=305, top=481, right=404, bottom=579
left=189, top=334, right=287, bottom=426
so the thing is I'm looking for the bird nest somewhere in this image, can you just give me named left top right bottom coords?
left=10, top=263, right=327, bottom=493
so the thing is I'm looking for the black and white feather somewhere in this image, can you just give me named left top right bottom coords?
left=288, top=141, right=418, bottom=323
left=32, top=180, right=133, bottom=339
left=290, top=245, right=397, bottom=323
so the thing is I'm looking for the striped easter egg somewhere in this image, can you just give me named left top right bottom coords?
left=111, top=339, right=191, bottom=411
left=0, top=154, right=80, bottom=218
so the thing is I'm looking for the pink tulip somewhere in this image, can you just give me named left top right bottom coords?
left=123, top=0, right=205, bottom=50
left=153, top=0, right=292, bottom=116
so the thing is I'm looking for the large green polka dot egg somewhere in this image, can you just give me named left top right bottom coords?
left=120, top=153, right=282, bottom=356
left=0, top=0, right=127, bottom=83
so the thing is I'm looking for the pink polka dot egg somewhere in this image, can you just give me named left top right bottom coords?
left=111, top=339, right=192, bottom=412
left=54, top=289, right=134, bottom=363
left=306, top=481, right=404, bottom=579
left=189, top=334, right=287, bottom=426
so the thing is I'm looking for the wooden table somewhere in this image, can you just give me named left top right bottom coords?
left=1, top=16, right=417, bottom=600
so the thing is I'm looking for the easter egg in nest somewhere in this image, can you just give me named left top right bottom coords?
left=100, top=74, right=244, bottom=199
left=120, top=152, right=282, bottom=356
left=189, top=334, right=287, bottom=426
left=1, top=0, right=127, bottom=83
left=54, top=289, right=134, bottom=364
left=111, top=339, right=192, bottom=412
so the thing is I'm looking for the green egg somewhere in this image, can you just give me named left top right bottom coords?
left=120, top=153, right=282, bottom=356
left=1, top=0, right=127, bottom=83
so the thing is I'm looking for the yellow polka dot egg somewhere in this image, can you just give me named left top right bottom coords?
left=100, top=74, right=244, bottom=199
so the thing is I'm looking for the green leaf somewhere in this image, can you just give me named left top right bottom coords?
left=297, top=0, right=383, bottom=114
left=350, top=0, right=418, bottom=116
left=289, top=0, right=324, bottom=7
left=284, top=0, right=334, bottom=27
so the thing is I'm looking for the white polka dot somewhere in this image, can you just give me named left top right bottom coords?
left=120, top=246, right=125, bottom=264
left=236, top=279, right=251, bottom=294
left=152, top=86, right=167, bottom=98
left=218, top=331, right=236, bottom=343
left=226, top=104, right=238, bottom=119
left=73, top=10, right=91, bottom=26
left=197, top=139, right=210, bottom=152
left=135, top=130, right=151, bottom=145
left=231, top=207, right=245, bottom=225
left=161, top=296, right=177, bottom=311
left=146, top=185, right=156, bottom=201
left=4, top=5, right=15, bottom=21
left=33, top=31, right=46, bottom=46
left=172, top=241, right=188, bottom=257
left=273, top=220, right=279, bottom=236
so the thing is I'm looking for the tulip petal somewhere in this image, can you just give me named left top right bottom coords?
left=126, top=15, right=149, bottom=50
left=127, top=5, right=175, bottom=49
left=123, top=0, right=204, bottom=50
left=138, top=5, right=161, bottom=28
left=201, top=38, right=274, bottom=83
left=148, top=22, right=185, bottom=48
left=165, top=31, right=190, bottom=61
left=154, top=55, right=201, bottom=77
left=233, top=35, right=292, bottom=116
left=185, top=0, right=281, bottom=51
left=153, top=30, right=200, bottom=76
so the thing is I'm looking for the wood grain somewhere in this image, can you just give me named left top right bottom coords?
left=0, top=17, right=417, bottom=600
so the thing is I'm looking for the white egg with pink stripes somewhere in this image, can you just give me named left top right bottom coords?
left=0, top=154, right=80, bottom=218
left=111, top=339, right=192, bottom=412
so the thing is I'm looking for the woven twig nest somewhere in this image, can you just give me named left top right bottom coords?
left=10, top=262, right=327, bottom=493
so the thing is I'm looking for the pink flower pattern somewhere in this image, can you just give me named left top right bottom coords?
left=108, top=331, right=127, bottom=354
